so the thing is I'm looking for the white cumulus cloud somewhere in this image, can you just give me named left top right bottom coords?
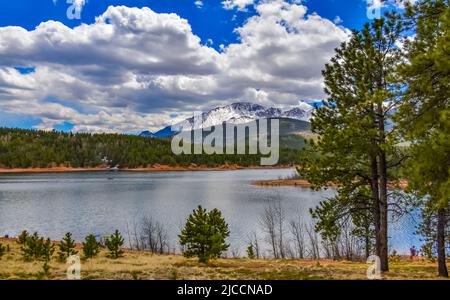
left=222, top=0, right=255, bottom=11
left=0, top=2, right=350, bottom=133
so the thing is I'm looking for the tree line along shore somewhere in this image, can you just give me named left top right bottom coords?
left=0, top=128, right=301, bottom=170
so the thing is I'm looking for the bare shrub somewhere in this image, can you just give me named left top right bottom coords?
left=247, top=231, right=261, bottom=259
left=320, top=222, right=366, bottom=261
left=306, top=223, right=320, bottom=259
left=259, top=200, right=287, bottom=259
left=138, top=216, right=169, bottom=254
left=289, top=217, right=306, bottom=259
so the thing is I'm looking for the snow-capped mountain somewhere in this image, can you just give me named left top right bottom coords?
left=141, top=102, right=314, bottom=138
left=173, top=102, right=314, bottom=131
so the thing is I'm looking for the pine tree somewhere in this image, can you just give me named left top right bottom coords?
left=82, top=234, right=100, bottom=259
left=417, top=204, right=450, bottom=262
left=0, top=243, right=6, bottom=259
left=397, top=0, right=450, bottom=278
left=299, top=15, right=405, bottom=271
left=20, top=232, right=55, bottom=262
left=17, top=230, right=29, bottom=245
left=179, top=206, right=230, bottom=263
left=58, top=232, right=78, bottom=262
left=42, top=238, right=55, bottom=262
left=21, top=232, right=41, bottom=261
left=246, top=243, right=255, bottom=259
left=105, top=230, right=124, bottom=259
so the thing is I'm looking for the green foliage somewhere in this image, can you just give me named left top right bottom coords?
left=105, top=230, right=124, bottom=259
left=36, top=262, right=52, bottom=280
left=398, top=1, right=450, bottom=208
left=396, top=1, right=450, bottom=277
left=42, top=262, right=51, bottom=277
left=83, top=234, right=100, bottom=259
left=310, top=188, right=374, bottom=254
left=416, top=204, right=450, bottom=262
left=179, top=206, right=230, bottom=263
left=42, top=239, right=55, bottom=262
left=0, top=128, right=300, bottom=169
left=246, top=243, right=255, bottom=259
left=57, top=232, right=78, bottom=262
left=17, top=230, right=29, bottom=245
left=422, top=243, right=435, bottom=262
left=298, top=16, right=404, bottom=266
left=20, top=232, right=55, bottom=262
left=0, top=243, right=6, bottom=259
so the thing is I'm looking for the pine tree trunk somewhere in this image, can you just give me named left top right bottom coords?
left=371, top=156, right=381, bottom=259
left=378, top=150, right=389, bottom=272
left=437, top=208, right=448, bottom=278
left=377, top=102, right=389, bottom=272
left=365, top=231, right=371, bottom=259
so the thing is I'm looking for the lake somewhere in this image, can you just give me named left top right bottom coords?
left=0, top=169, right=419, bottom=255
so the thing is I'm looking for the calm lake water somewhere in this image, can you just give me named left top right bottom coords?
left=0, top=169, right=419, bottom=255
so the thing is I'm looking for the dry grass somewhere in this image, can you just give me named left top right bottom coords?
left=0, top=238, right=448, bottom=280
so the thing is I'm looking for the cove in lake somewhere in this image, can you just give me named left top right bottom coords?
left=0, top=169, right=419, bottom=255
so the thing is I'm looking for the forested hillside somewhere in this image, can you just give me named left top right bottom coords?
left=0, top=128, right=300, bottom=168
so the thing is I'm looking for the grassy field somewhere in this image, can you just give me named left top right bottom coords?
left=0, top=238, right=448, bottom=280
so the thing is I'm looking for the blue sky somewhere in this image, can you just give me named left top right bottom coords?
left=0, top=0, right=408, bottom=133
left=0, top=0, right=370, bottom=49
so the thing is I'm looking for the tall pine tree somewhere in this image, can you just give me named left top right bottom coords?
left=397, top=0, right=450, bottom=277
left=299, top=15, right=405, bottom=271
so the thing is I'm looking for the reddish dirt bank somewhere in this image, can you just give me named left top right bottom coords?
left=252, top=179, right=408, bottom=189
left=252, top=179, right=314, bottom=188
left=0, top=165, right=294, bottom=174
left=0, top=167, right=108, bottom=173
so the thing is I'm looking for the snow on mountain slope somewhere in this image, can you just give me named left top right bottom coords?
left=172, top=102, right=314, bottom=132
left=140, top=102, right=315, bottom=138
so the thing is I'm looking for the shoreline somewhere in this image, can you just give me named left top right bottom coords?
left=252, top=179, right=408, bottom=189
left=252, top=179, right=314, bottom=188
left=0, top=165, right=295, bottom=174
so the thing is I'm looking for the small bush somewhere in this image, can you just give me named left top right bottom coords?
left=82, top=234, right=100, bottom=259
left=58, top=232, right=78, bottom=262
left=246, top=243, right=256, bottom=259
left=20, top=232, right=55, bottom=262
left=0, top=243, right=6, bottom=259
left=105, top=230, right=124, bottom=259
left=36, top=262, right=52, bottom=280
left=17, top=230, right=29, bottom=245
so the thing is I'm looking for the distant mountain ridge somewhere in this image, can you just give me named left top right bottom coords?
left=141, top=102, right=314, bottom=138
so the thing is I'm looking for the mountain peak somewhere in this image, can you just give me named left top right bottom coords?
left=230, top=102, right=266, bottom=111
left=142, top=101, right=315, bottom=138
left=139, top=130, right=155, bottom=138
